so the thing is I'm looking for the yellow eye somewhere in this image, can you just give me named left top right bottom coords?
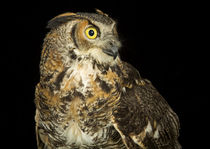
left=85, top=27, right=98, bottom=39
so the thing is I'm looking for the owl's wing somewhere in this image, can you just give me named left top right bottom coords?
left=111, top=62, right=181, bottom=149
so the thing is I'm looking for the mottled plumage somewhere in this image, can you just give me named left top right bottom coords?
left=35, top=10, right=181, bottom=149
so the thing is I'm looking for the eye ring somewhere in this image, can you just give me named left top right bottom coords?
left=85, top=27, right=98, bottom=39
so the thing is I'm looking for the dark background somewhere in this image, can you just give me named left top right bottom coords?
left=3, top=1, right=208, bottom=149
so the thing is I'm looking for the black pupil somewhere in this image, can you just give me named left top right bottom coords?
left=89, top=30, right=95, bottom=36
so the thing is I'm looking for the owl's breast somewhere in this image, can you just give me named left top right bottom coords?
left=54, top=60, right=122, bottom=146
left=36, top=58, right=125, bottom=148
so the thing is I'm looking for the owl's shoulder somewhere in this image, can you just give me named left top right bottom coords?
left=112, top=61, right=181, bottom=149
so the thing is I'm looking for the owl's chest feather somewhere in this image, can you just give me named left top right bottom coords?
left=59, top=60, right=121, bottom=102
left=57, top=60, right=122, bottom=146
left=60, top=61, right=98, bottom=92
left=65, top=120, right=94, bottom=146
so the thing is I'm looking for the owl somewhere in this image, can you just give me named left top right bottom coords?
left=35, top=9, right=181, bottom=149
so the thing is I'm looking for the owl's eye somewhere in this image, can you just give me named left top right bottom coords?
left=85, top=27, right=98, bottom=39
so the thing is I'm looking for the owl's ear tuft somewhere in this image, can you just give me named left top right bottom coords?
left=47, top=12, right=81, bottom=29
left=95, top=9, right=109, bottom=17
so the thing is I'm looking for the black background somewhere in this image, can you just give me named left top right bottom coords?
left=3, top=1, right=208, bottom=149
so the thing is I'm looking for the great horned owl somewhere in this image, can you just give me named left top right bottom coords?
left=35, top=9, right=181, bottom=149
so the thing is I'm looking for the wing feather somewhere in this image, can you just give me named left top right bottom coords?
left=112, top=62, right=181, bottom=149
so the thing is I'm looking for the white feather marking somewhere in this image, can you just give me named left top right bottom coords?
left=153, top=129, right=159, bottom=139
left=65, top=121, right=93, bottom=145
left=145, top=121, right=152, bottom=134
left=60, top=60, right=98, bottom=95
left=122, top=87, right=126, bottom=93
left=153, top=125, right=160, bottom=139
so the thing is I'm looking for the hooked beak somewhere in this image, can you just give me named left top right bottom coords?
left=102, top=39, right=120, bottom=59
left=102, top=46, right=119, bottom=59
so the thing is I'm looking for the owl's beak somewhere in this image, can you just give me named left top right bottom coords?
left=102, top=40, right=120, bottom=59
left=102, top=46, right=119, bottom=59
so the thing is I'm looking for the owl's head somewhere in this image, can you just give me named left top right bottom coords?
left=45, top=9, right=121, bottom=65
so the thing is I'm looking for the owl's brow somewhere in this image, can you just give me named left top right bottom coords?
left=47, top=15, right=83, bottom=29
left=47, top=12, right=115, bottom=29
left=76, top=12, right=114, bottom=25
